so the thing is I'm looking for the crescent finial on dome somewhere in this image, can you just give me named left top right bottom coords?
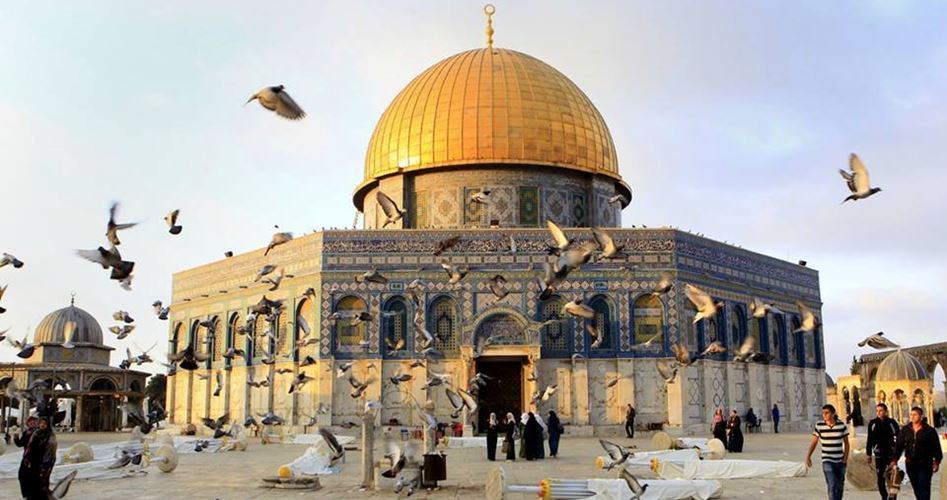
left=484, top=4, right=496, bottom=48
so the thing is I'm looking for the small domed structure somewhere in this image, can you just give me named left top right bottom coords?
left=873, top=349, right=933, bottom=424
left=35, top=304, right=104, bottom=346
left=876, top=350, right=928, bottom=382
left=824, top=372, right=836, bottom=388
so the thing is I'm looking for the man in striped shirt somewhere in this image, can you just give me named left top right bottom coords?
left=806, top=404, right=850, bottom=500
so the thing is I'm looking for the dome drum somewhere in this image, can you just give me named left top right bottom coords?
left=361, top=165, right=625, bottom=229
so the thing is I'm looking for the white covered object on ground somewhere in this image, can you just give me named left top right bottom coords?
left=291, top=433, right=356, bottom=446
left=444, top=436, right=486, bottom=448
left=626, top=449, right=702, bottom=467
left=285, top=439, right=345, bottom=477
left=674, top=437, right=709, bottom=451
left=585, top=478, right=722, bottom=500
left=655, top=458, right=807, bottom=480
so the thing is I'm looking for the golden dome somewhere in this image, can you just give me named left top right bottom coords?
left=355, top=47, right=621, bottom=208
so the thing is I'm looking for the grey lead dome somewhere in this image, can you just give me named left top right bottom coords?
left=34, top=304, right=105, bottom=346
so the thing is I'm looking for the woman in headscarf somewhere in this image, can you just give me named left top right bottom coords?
left=15, top=415, right=38, bottom=499
left=486, top=412, right=499, bottom=461
left=547, top=410, right=562, bottom=458
left=711, top=408, right=727, bottom=446
left=726, top=409, right=744, bottom=453
left=518, top=412, right=527, bottom=459
left=524, top=412, right=542, bottom=461
left=503, top=412, right=516, bottom=461
left=534, top=412, right=546, bottom=459
left=24, top=416, right=57, bottom=500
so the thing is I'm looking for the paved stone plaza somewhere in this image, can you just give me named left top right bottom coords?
left=0, top=431, right=940, bottom=499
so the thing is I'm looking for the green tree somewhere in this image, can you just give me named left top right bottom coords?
left=849, top=355, right=859, bottom=375
left=145, top=374, right=167, bottom=407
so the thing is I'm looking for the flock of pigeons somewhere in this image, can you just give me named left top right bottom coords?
left=0, top=78, right=895, bottom=494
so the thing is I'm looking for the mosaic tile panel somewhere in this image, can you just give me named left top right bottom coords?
left=486, top=186, right=515, bottom=226
left=571, top=193, right=587, bottom=227
left=431, top=189, right=460, bottom=227
left=464, top=187, right=486, bottom=227
left=518, top=186, right=539, bottom=226
left=543, top=188, right=568, bottom=225
left=412, top=190, right=430, bottom=228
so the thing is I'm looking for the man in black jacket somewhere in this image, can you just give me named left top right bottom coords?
left=866, top=403, right=899, bottom=500
left=891, top=407, right=942, bottom=500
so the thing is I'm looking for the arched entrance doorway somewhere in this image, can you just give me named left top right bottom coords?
left=472, top=312, right=529, bottom=434
left=82, top=378, right=121, bottom=431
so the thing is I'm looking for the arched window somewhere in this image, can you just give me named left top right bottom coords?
left=789, top=317, right=803, bottom=367
left=587, top=296, right=614, bottom=352
left=748, top=314, right=763, bottom=352
left=429, top=296, right=459, bottom=355
left=768, top=314, right=781, bottom=356
left=729, top=306, right=746, bottom=352
left=632, top=294, right=664, bottom=347
left=335, top=296, right=368, bottom=349
left=296, top=299, right=316, bottom=359
left=274, top=311, right=290, bottom=356
left=253, top=314, right=271, bottom=359
left=208, top=317, right=222, bottom=363
left=684, top=302, right=699, bottom=352
left=540, top=296, right=570, bottom=354
left=89, top=378, right=117, bottom=391
left=382, top=297, right=409, bottom=356
left=227, top=313, right=243, bottom=366
left=188, top=320, right=200, bottom=349
left=170, top=323, right=183, bottom=357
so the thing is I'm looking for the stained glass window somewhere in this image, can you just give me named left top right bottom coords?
left=383, top=297, right=409, bottom=356
left=429, top=296, right=459, bottom=354
left=729, top=306, right=745, bottom=349
left=296, top=299, right=316, bottom=358
left=336, top=296, right=368, bottom=349
left=228, top=313, right=242, bottom=366
left=633, top=295, right=663, bottom=346
left=209, top=317, right=223, bottom=362
left=254, top=315, right=270, bottom=358
left=276, top=312, right=290, bottom=356
left=540, top=297, right=570, bottom=353
left=588, top=296, right=613, bottom=351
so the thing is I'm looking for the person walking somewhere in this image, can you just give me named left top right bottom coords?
left=772, top=404, right=780, bottom=433
left=15, top=416, right=38, bottom=499
left=711, top=408, right=727, bottom=445
left=805, top=404, right=850, bottom=500
left=534, top=412, right=546, bottom=459
left=524, top=412, right=542, bottom=461
left=727, top=409, right=744, bottom=452
left=547, top=411, right=562, bottom=458
left=891, top=407, right=942, bottom=500
left=624, top=404, right=636, bottom=438
left=865, top=403, right=899, bottom=500
left=23, top=416, right=58, bottom=500
left=486, top=413, right=499, bottom=461
left=503, top=412, right=516, bottom=461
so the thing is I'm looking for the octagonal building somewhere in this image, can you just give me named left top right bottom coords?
left=166, top=17, right=826, bottom=435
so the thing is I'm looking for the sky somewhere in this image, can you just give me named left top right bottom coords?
left=1, top=1, right=945, bottom=387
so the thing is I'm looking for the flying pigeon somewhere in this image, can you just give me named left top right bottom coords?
left=164, top=209, right=182, bottom=235
left=857, top=331, right=899, bottom=350
left=684, top=284, right=723, bottom=324
left=840, top=153, right=882, bottom=202
left=246, top=85, right=306, bottom=120
left=376, top=192, right=406, bottom=228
